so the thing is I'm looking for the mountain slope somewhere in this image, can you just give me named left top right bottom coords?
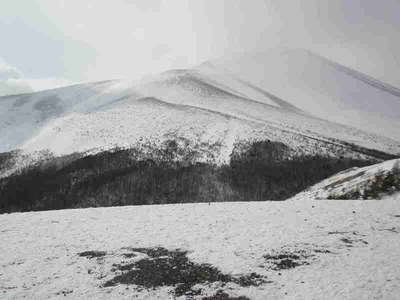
left=203, top=48, right=400, bottom=141
left=292, top=158, right=400, bottom=200
left=0, top=49, right=399, bottom=167
left=0, top=80, right=122, bottom=152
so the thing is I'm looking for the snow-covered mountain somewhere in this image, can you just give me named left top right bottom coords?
left=2, top=50, right=400, bottom=299
left=203, top=48, right=400, bottom=141
left=292, top=158, right=400, bottom=200
left=1, top=48, right=400, bottom=164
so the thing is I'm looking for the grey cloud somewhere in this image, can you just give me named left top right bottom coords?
left=0, top=64, right=22, bottom=80
left=0, top=61, right=33, bottom=96
left=152, top=44, right=171, bottom=60
left=1, top=0, right=399, bottom=88
left=125, top=0, right=164, bottom=12
left=0, top=79, right=33, bottom=97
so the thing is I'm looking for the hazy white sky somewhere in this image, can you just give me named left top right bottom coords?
left=1, top=0, right=400, bottom=95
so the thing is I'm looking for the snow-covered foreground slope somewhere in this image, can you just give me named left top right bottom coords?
left=293, top=158, right=400, bottom=200
left=1, top=200, right=400, bottom=299
left=204, top=48, right=400, bottom=141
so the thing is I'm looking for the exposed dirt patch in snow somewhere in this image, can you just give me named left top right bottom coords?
left=79, top=247, right=267, bottom=297
left=263, top=250, right=313, bottom=271
left=202, top=290, right=250, bottom=300
left=78, top=251, right=107, bottom=259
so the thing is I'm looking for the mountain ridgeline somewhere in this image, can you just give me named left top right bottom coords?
left=0, top=139, right=376, bottom=213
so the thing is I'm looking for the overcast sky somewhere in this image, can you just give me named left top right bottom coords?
left=1, top=0, right=400, bottom=95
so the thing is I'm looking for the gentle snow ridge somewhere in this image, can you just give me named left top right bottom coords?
left=292, top=158, right=400, bottom=200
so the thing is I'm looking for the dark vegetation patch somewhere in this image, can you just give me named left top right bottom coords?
left=324, top=171, right=366, bottom=190
left=328, top=162, right=400, bottom=200
left=202, top=290, right=251, bottom=300
left=328, top=231, right=363, bottom=236
left=83, top=247, right=267, bottom=297
left=121, top=247, right=171, bottom=258
left=78, top=251, right=107, bottom=259
left=0, top=150, right=18, bottom=173
left=263, top=252, right=311, bottom=270
left=339, top=237, right=368, bottom=247
left=261, top=246, right=333, bottom=271
left=233, top=272, right=269, bottom=287
left=122, top=253, right=137, bottom=258
left=56, top=289, right=73, bottom=296
left=326, top=231, right=369, bottom=247
left=337, top=140, right=398, bottom=161
left=313, top=249, right=332, bottom=254
left=0, top=139, right=374, bottom=213
left=340, top=238, right=353, bottom=245
left=328, top=231, right=350, bottom=235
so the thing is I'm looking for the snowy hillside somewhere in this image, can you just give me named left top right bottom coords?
left=292, top=158, right=400, bottom=200
left=1, top=48, right=400, bottom=197
left=204, top=48, right=400, bottom=141
left=0, top=65, right=400, bottom=169
left=1, top=49, right=400, bottom=164
left=0, top=80, right=121, bottom=152
left=1, top=199, right=400, bottom=299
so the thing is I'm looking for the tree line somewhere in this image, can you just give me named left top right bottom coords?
left=0, top=140, right=375, bottom=213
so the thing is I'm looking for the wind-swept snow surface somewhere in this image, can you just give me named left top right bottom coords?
left=1, top=200, right=400, bottom=299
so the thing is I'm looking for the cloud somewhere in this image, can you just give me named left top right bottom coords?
left=152, top=44, right=171, bottom=60
left=0, top=59, right=72, bottom=96
left=26, top=78, right=75, bottom=91
left=0, top=62, right=22, bottom=80
left=125, top=0, right=164, bottom=12
left=0, top=60, right=33, bottom=96
left=0, top=79, right=33, bottom=97
left=2, top=0, right=400, bottom=87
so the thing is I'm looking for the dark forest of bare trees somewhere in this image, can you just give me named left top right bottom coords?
left=0, top=140, right=374, bottom=213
